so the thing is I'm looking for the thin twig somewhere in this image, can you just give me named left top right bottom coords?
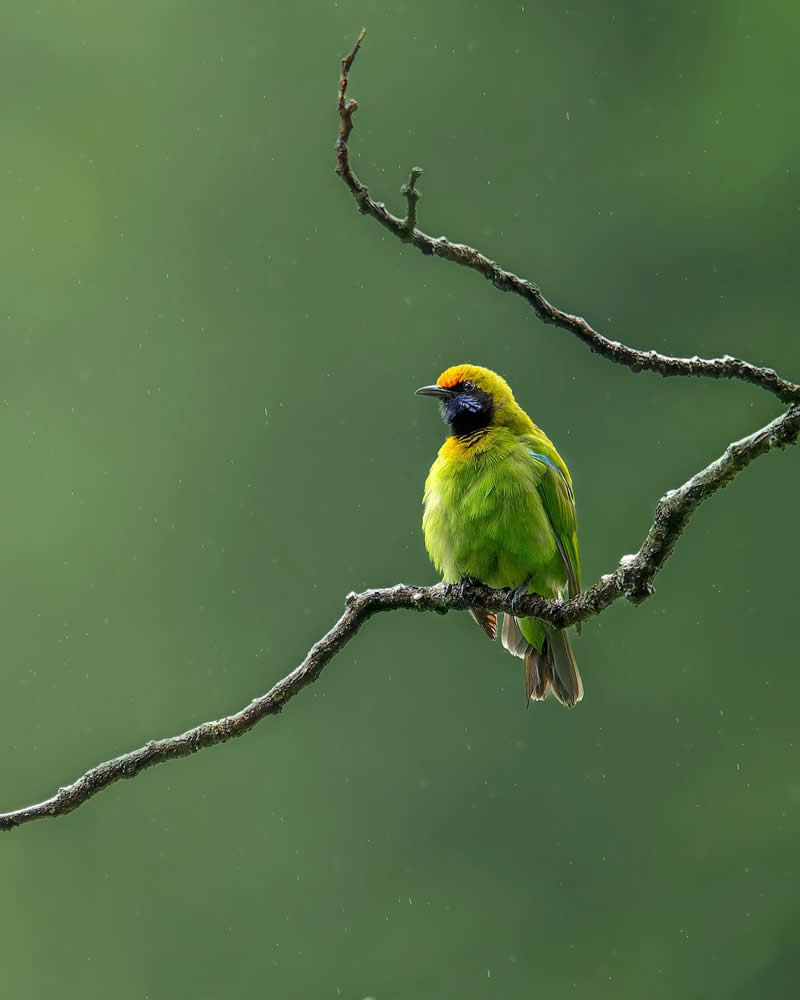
left=2, top=402, right=797, bottom=831
left=400, top=166, right=423, bottom=238
left=334, top=34, right=800, bottom=406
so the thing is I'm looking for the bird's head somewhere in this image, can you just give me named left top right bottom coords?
left=416, top=364, right=522, bottom=438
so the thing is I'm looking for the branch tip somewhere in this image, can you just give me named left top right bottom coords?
left=340, top=28, right=366, bottom=81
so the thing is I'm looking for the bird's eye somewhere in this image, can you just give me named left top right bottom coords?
left=462, top=380, right=475, bottom=391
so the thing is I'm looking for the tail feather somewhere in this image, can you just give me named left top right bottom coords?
left=469, top=608, right=497, bottom=640
left=501, top=613, right=529, bottom=657
left=524, top=646, right=553, bottom=702
left=502, top=613, right=583, bottom=708
left=547, top=627, right=583, bottom=708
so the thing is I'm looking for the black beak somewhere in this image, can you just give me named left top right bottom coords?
left=415, top=384, right=454, bottom=400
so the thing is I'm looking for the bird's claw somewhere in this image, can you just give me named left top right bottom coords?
left=455, top=576, right=480, bottom=603
left=509, top=584, right=530, bottom=615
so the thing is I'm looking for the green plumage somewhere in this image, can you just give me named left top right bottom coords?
left=418, top=364, right=583, bottom=707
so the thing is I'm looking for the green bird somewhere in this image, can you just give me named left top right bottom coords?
left=417, top=364, right=583, bottom=707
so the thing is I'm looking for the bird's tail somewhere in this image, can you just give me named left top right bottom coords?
left=501, top=615, right=583, bottom=708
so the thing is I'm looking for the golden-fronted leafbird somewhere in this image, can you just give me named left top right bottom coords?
left=417, top=364, right=583, bottom=707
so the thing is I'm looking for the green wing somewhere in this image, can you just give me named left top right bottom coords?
left=526, top=445, right=581, bottom=599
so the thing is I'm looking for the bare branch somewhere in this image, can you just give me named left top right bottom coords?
left=334, top=36, right=800, bottom=406
left=2, top=402, right=797, bottom=832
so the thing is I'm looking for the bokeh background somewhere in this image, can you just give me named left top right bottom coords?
left=2, top=2, right=799, bottom=997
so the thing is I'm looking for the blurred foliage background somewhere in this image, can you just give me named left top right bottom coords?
left=2, top=1, right=799, bottom=997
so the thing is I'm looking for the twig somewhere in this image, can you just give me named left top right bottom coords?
left=400, top=166, right=423, bottom=238
left=334, top=34, right=800, bottom=406
left=2, top=402, right=797, bottom=831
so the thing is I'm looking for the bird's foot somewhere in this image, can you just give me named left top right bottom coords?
left=509, top=584, right=532, bottom=616
left=454, top=575, right=481, bottom=603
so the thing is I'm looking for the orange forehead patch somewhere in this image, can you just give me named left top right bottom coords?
left=437, top=365, right=470, bottom=388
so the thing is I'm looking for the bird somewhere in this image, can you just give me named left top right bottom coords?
left=417, top=364, right=583, bottom=707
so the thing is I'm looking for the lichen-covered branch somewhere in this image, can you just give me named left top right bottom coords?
left=2, top=402, right=797, bottom=831
left=335, top=33, right=800, bottom=406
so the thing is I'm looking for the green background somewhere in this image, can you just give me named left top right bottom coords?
left=2, top=1, right=798, bottom=997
